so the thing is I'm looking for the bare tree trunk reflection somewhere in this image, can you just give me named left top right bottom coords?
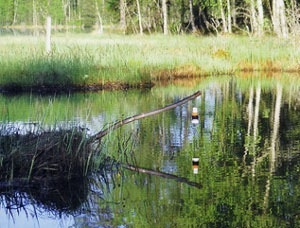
left=243, top=86, right=254, bottom=163
left=251, top=84, right=261, bottom=177
left=253, top=84, right=261, bottom=142
left=243, top=83, right=261, bottom=176
left=263, top=83, right=282, bottom=211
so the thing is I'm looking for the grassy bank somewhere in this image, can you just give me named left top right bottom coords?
left=0, top=34, right=299, bottom=93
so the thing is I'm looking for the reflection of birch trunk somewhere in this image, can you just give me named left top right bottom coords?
left=271, top=83, right=282, bottom=163
left=243, top=86, right=254, bottom=163
left=247, top=87, right=254, bottom=138
left=263, top=83, right=282, bottom=211
left=251, top=84, right=261, bottom=176
left=253, top=84, right=261, bottom=141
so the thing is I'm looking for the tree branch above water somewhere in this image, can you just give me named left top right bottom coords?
left=90, top=90, right=201, bottom=142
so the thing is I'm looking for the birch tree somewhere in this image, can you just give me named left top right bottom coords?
left=219, top=0, right=227, bottom=33
left=120, top=0, right=126, bottom=33
left=162, top=0, right=168, bottom=34
left=257, top=0, right=264, bottom=35
left=95, top=0, right=103, bottom=34
left=272, top=0, right=288, bottom=37
left=136, top=0, right=143, bottom=34
left=189, top=0, right=196, bottom=32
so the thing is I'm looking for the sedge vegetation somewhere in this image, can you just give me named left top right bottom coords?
left=0, top=34, right=300, bottom=93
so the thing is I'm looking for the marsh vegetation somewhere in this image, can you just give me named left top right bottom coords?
left=0, top=34, right=299, bottom=93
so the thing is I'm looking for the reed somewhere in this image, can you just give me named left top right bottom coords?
left=0, top=126, right=96, bottom=182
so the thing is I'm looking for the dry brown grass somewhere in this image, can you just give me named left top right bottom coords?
left=151, top=64, right=205, bottom=80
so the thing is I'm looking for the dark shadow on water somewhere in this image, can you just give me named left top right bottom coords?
left=0, top=168, right=116, bottom=222
left=0, top=177, right=89, bottom=215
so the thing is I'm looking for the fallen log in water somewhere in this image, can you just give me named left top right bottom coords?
left=90, top=90, right=201, bottom=141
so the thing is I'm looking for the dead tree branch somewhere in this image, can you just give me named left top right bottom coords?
left=90, top=90, right=201, bottom=142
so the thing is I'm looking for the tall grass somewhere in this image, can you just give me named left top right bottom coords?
left=0, top=34, right=299, bottom=91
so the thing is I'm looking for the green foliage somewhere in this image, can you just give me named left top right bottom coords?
left=0, top=0, right=297, bottom=35
left=81, top=0, right=96, bottom=28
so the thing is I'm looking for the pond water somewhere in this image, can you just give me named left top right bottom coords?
left=0, top=74, right=300, bottom=227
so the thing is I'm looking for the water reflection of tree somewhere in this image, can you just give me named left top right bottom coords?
left=263, top=83, right=282, bottom=211
left=77, top=78, right=300, bottom=227
left=138, top=78, right=300, bottom=227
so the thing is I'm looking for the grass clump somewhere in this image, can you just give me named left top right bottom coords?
left=0, top=127, right=96, bottom=182
left=0, top=48, right=95, bottom=93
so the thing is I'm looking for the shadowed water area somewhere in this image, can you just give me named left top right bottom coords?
left=0, top=74, right=299, bottom=227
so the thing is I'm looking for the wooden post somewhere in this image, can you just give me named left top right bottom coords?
left=46, top=16, right=51, bottom=53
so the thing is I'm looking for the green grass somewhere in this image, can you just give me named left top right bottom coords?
left=0, top=34, right=299, bottom=92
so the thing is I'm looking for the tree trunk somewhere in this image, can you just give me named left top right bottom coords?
left=90, top=91, right=201, bottom=142
left=120, top=0, right=126, bottom=33
left=227, top=0, right=232, bottom=33
left=32, top=0, right=38, bottom=36
left=13, top=0, right=18, bottom=25
left=95, top=0, right=103, bottom=34
left=189, top=0, right=196, bottom=32
left=162, top=0, right=168, bottom=35
left=219, top=0, right=227, bottom=33
left=272, top=0, right=288, bottom=37
left=250, top=0, right=258, bottom=34
left=45, top=16, right=51, bottom=53
left=257, top=0, right=264, bottom=36
left=136, top=0, right=143, bottom=34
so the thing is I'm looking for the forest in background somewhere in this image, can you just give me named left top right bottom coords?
left=0, top=0, right=299, bottom=37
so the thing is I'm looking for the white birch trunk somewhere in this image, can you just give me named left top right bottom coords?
left=95, top=0, right=103, bottom=34
left=120, top=0, right=127, bottom=33
left=162, top=0, right=168, bottom=35
left=219, top=0, right=227, bottom=33
left=46, top=16, right=51, bottom=53
left=272, top=0, right=288, bottom=37
left=136, top=0, right=143, bottom=34
left=257, top=0, right=264, bottom=36
left=227, top=0, right=232, bottom=33
left=189, top=0, right=196, bottom=32
left=250, top=0, right=258, bottom=34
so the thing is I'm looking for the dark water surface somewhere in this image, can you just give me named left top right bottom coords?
left=0, top=75, right=300, bottom=227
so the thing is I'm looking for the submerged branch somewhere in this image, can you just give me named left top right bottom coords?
left=90, top=90, right=201, bottom=142
left=123, top=164, right=202, bottom=189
